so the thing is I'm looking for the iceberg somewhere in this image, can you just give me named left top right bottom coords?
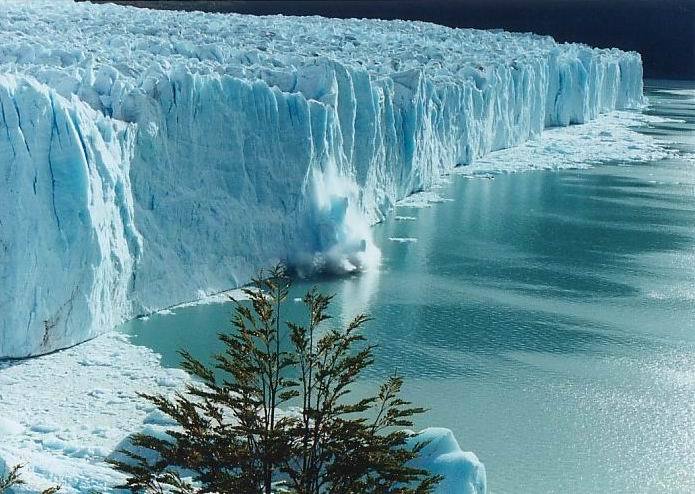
left=407, top=428, right=487, bottom=494
left=0, top=0, right=644, bottom=358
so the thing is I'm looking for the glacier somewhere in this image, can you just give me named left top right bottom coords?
left=0, top=0, right=645, bottom=358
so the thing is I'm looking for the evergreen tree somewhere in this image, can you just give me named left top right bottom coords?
left=0, top=465, right=23, bottom=493
left=110, top=265, right=441, bottom=494
left=0, top=464, right=60, bottom=494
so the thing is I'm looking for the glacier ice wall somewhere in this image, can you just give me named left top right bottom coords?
left=0, top=0, right=643, bottom=357
left=0, top=74, right=140, bottom=357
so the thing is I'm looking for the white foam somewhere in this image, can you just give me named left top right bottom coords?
left=388, top=237, right=419, bottom=243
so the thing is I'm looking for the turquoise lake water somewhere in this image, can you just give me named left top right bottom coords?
left=121, top=81, right=695, bottom=493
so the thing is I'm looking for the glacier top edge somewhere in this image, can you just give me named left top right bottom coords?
left=1, top=0, right=641, bottom=117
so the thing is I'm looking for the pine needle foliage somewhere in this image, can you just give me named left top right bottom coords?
left=0, top=465, right=23, bottom=493
left=0, top=464, right=61, bottom=494
left=109, top=264, right=441, bottom=494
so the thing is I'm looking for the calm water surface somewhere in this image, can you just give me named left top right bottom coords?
left=121, top=81, right=695, bottom=493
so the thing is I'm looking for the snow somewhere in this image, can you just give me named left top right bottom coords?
left=0, top=0, right=649, bottom=358
left=0, top=333, right=190, bottom=493
left=0, top=417, right=24, bottom=436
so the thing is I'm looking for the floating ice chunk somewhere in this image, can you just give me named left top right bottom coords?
left=144, top=409, right=179, bottom=426
left=169, top=288, right=248, bottom=309
left=408, top=428, right=487, bottom=494
left=653, top=89, right=695, bottom=101
left=397, top=192, right=455, bottom=208
left=457, top=111, right=681, bottom=175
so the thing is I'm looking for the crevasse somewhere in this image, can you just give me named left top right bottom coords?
left=0, top=0, right=644, bottom=358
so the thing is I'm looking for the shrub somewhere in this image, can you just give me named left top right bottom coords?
left=110, top=264, right=441, bottom=494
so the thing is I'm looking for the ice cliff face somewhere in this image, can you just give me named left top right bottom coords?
left=0, top=0, right=644, bottom=358
left=0, top=74, right=140, bottom=357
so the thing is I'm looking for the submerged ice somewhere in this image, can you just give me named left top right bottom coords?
left=0, top=0, right=644, bottom=358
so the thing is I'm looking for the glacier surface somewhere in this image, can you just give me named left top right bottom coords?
left=0, top=0, right=645, bottom=358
